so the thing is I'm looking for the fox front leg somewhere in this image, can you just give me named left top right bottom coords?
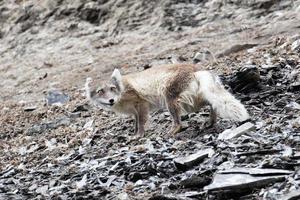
left=134, top=114, right=139, bottom=134
left=134, top=103, right=149, bottom=137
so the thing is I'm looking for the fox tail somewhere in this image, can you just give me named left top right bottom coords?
left=195, top=71, right=249, bottom=121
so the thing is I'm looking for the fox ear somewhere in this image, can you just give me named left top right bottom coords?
left=111, top=69, right=123, bottom=91
left=111, top=69, right=122, bottom=81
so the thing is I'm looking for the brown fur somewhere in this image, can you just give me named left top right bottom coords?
left=87, top=64, right=224, bottom=136
left=119, top=64, right=201, bottom=135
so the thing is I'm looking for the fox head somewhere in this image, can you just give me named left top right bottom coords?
left=85, top=69, right=124, bottom=109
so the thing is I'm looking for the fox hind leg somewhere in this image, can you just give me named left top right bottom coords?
left=163, top=68, right=193, bottom=135
left=165, top=97, right=182, bottom=135
left=204, top=105, right=216, bottom=128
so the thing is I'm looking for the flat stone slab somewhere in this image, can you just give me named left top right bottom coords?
left=292, top=151, right=300, bottom=159
left=24, top=106, right=37, bottom=112
left=174, top=148, right=214, bottom=170
left=218, top=122, right=255, bottom=140
left=46, top=90, right=70, bottom=106
left=281, top=190, right=300, bottom=200
left=219, top=168, right=293, bottom=175
left=291, top=39, right=300, bottom=51
left=204, top=173, right=286, bottom=191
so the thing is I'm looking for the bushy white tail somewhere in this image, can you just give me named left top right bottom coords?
left=195, top=71, right=249, bottom=121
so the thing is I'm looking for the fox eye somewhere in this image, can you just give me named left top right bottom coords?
left=110, top=86, right=117, bottom=92
left=97, top=89, right=104, bottom=94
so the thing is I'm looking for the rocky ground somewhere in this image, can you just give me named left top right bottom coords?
left=0, top=0, right=300, bottom=199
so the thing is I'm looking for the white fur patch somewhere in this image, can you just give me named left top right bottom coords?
left=111, top=69, right=122, bottom=82
left=195, top=71, right=249, bottom=121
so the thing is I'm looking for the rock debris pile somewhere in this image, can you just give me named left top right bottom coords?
left=1, top=36, right=300, bottom=199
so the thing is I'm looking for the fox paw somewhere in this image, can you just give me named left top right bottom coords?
left=169, top=125, right=182, bottom=135
left=86, top=77, right=93, bottom=83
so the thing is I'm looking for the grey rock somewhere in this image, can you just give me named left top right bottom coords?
left=292, top=152, right=300, bottom=159
left=228, top=66, right=260, bottom=93
left=281, top=190, right=300, bottom=200
left=204, top=173, right=286, bottom=191
left=193, top=50, right=214, bottom=63
left=216, top=43, right=258, bottom=58
left=26, top=117, right=71, bottom=135
left=178, top=191, right=204, bottom=198
left=23, top=106, right=37, bottom=112
left=149, top=195, right=179, bottom=200
left=291, top=39, right=300, bottom=52
left=174, top=148, right=214, bottom=170
left=218, top=122, right=255, bottom=140
left=1, top=167, right=16, bottom=178
left=180, top=175, right=211, bottom=188
left=117, top=193, right=130, bottom=200
left=46, top=90, right=70, bottom=106
left=219, top=168, right=293, bottom=175
left=36, top=185, right=49, bottom=195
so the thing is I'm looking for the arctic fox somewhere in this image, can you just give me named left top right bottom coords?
left=85, top=64, right=249, bottom=136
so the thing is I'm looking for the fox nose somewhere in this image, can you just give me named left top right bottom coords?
left=109, top=99, right=114, bottom=104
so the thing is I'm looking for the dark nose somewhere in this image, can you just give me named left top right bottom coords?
left=109, top=99, right=114, bottom=104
